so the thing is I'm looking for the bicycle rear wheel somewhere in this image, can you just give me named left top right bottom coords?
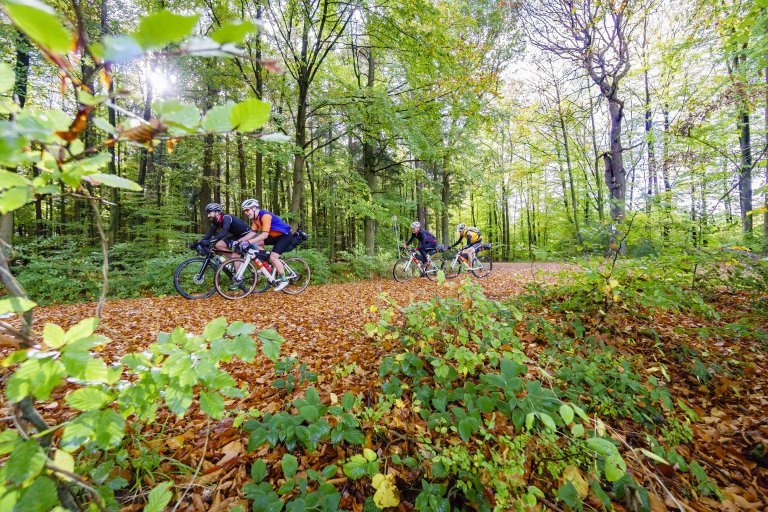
left=282, top=257, right=311, bottom=294
left=174, top=257, right=216, bottom=299
left=472, top=254, right=493, bottom=278
left=214, top=258, right=261, bottom=299
left=424, top=257, right=444, bottom=281
left=393, top=257, right=419, bottom=282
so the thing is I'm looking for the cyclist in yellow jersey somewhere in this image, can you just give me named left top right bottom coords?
left=449, top=223, right=483, bottom=265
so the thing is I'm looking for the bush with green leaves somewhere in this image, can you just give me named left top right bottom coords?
left=0, top=313, right=284, bottom=510
left=361, top=279, right=645, bottom=510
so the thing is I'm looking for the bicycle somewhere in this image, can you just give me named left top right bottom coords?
left=392, top=247, right=445, bottom=282
left=214, top=247, right=311, bottom=299
left=174, top=241, right=241, bottom=299
left=442, top=243, right=493, bottom=279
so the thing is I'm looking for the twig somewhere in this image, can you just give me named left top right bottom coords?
left=79, top=187, right=109, bottom=318
left=46, top=461, right=108, bottom=512
left=171, top=418, right=211, bottom=512
left=0, top=319, right=36, bottom=346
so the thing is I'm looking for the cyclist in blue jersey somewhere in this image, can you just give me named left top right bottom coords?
left=198, top=202, right=253, bottom=253
left=240, top=198, right=292, bottom=292
left=403, top=221, right=437, bottom=269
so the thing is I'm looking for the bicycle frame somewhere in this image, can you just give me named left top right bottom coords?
left=233, top=249, right=299, bottom=284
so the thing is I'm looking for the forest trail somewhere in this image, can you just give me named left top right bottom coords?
left=32, top=262, right=573, bottom=362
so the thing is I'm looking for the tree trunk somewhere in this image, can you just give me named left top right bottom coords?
left=237, top=133, right=247, bottom=206
left=662, top=104, right=672, bottom=241
left=605, top=96, right=627, bottom=251
left=200, top=133, right=214, bottom=229
left=254, top=4, right=264, bottom=204
left=737, top=105, right=753, bottom=235
left=103, top=0, right=120, bottom=245
left=764, top=67, right=768, bottom=254
left=290, top=20, right=310, bottom=228
left=440, top=159, right=450, bottom=246
left=137, top=59, right=153, bottom=189
left=588, top=82, right=605, bottom=222
left=643, top=19, right=657, bottom=213
left=1, top=31, right=31, bottom=245
left=555, top=82, right=582, bottom=245
left=362, top=48, right=376, bottom=256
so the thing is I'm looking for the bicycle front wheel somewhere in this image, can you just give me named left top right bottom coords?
left=442, top=254, right=462, bottom=280
left=472, top=254, right=493, bottom=278
left=282, top=257, right=311, bottom=294
left=393, top=257, right=419, bottom=282
left=174, top=257, right=216, bottom=299
left=214, top=257, right=261, bottom=299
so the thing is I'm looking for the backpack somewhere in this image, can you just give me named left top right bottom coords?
left=289, top=230, right=310, bottom=250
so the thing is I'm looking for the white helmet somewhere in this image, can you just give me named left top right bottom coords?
left=410, top=221, right=421, bottom=229
left=241, top=198, right=259, bottom=210
left=457, top=223, right=466, bottom=231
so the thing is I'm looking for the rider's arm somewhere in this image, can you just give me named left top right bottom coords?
left=201, top=223, right=217, bottom=241
left=404, top=233, right=416, bottom=246
left=212, top=215, right=232, bottom=242
left=252, top=213, right=273, bottom=245
left=449, top=235, right=462, bottom=249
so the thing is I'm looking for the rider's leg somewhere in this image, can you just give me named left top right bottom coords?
left=270, top=234, right=293, bottom=291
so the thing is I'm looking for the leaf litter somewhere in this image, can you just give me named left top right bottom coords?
left=3, top=262, right=767, bottom=510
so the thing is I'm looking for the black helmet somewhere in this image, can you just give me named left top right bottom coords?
left=205, top=202, right=222, bottom=213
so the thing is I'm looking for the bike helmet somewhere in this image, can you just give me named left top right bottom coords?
left=241, top=198, right=259, bottom=210
left=457, top=223, right=466, bottom=231
left=410, top=221, right=421, bottom=229
left=205, top=202, right=222, bottom=213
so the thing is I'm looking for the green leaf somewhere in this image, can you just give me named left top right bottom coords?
left=145, top=481, right=173, bottom=512
left=230, top=98, right=271, bottom=132
left=571, top=424, right=585, bottom=437
left=586, top=437, right=619, bottom=458
left=538, top=413, right=556, bottom=431
left=165, top=385, right=193, bottom=415
left=66, top=387, right=110, bottom=411
left=14, top=476, right=58, bottom=512
left=5, top=0, right=72, bottom=54
left=282, top=453, right=298, bottom=479
left=0, top=296, right=36, bottom=315
left=227, top=320, right=256, bottom=336
left=42, top=323, right=65, bottom=348
left=298, top=405, right=321, bottom=423
left=258, top=329, right=283, bottom=362
left=0, top=429, right=20, bottom=455
left=457, top=417, right=480, bottom=441
left=6, top=439, right=46, bottom=483
left=202, top=102, right=234, bottom=132
left=64, top=317, right=99, bottom=344
left=363, top=448, right=378, bottom=462
left=251, top=459, right=267, bottom=482
left=342, top=392, right=356, bottom=411
left=0, top=170, right=30, bottom=189
left=7, top=358, right=66, bottom=401
left=604, top=454, right=626, bottom=482
left=211, top=20, right=258, bottom=44
left=85, top=173, right=142, bottom=191
left=133, top=11, right=199, bottom=50
left=204, top=317, right=228, bottom=341
left=231, top=334, right=257, bottom=362
left=0, top=186, right=31, bottom=214
left=153, top=99, right=200, bottom=132
left=559, top=404, right=574, bottom=424
left=93, top=117, right=115, bottom=134
left=343, top=454, right=377, bottom=480
left=557, top=481, right=580, bottom=508
left=200, top=391, right=225, bottom=419
left=0, top=62, right=15, bottom=93
left=94, top=409, right=125, bottom=449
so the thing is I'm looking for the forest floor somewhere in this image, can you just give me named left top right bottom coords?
left=15, top=262, right=768, bottom=510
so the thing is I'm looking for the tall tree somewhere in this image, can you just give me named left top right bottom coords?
left=267, top=0, right=356, bottom=227
left=525, top=0, right=646, bottom=251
